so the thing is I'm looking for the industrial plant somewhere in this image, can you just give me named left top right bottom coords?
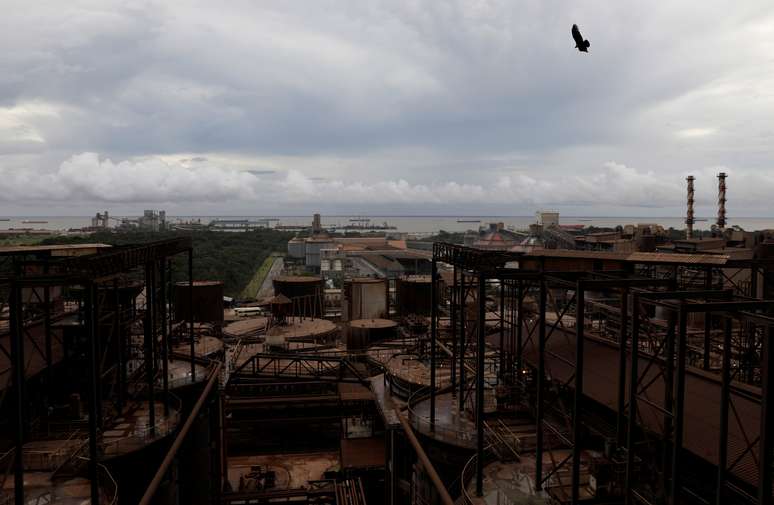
left=3, top=173, right=774, bottom=505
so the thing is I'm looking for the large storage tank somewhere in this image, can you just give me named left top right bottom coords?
left=304, top=238, right=335, bottom=270
left=287, top=237, right=306, bottom=259
left=174, top=281, right=224, bottom=323
left=273, top=275, right=325, bottom=317
left=347, top=318, right=398, bottom=351
left=342, top=277, right=388, bottom=321
left=395, top=275, right=435, bottom=318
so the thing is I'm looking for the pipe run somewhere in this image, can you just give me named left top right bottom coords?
left=395, top=410, right=455, bottom=505
left=138, top=362, right=222, bottom=505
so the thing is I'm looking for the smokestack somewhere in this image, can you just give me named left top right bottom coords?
left=686, top=175, right=695, bottom=239
left=717, top=172, right=727, bottom=230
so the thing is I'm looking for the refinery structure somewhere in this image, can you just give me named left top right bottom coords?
left=4, top=173, right=774, bottom=505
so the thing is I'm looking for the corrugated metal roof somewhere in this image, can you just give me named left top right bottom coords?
left=524, top=249, right=730, bottom=265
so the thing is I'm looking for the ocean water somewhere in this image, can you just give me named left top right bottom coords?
left=2, top=215, right=773, bottom=235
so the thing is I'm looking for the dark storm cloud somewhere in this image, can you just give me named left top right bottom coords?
left=1, top=1, right=773, bottom=215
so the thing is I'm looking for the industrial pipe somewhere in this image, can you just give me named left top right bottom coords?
left=395, top=410, right=455, bottom=505
left=138, top=362, right=222, bottom=505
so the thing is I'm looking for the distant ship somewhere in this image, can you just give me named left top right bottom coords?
left=22, top=220, right=48, bottom=224
left=457, top=219, right=480, bottom=223
left=0, top=218, right=9, bottom=221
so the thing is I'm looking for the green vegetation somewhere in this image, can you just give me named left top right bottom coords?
left=240, top=253, right=280, bottom=299
left=0, top=234, right=57, bottom=246
left=40, top=229, right=294, bottom=298
left=420, top=230, right=467, bottom=244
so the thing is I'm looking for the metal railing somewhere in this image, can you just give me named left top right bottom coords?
left=101, top=393, right=182, bottom=456
left=406, top=386, right=477, bottom=449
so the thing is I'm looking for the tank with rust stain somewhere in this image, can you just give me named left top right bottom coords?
left=346, top=318, right=398, bottom=351
left=174, top=280, right=224, bottom=323
left=272, top=275, right=325, bottom=317
left=342, top=277, right=388, bottom=321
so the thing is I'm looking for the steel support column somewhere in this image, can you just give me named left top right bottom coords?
left=160, top=259, right=170, bottom=415
left=535, top=277, right=547, bottom=490
left=716, top=317, right=732, bottom=504
left=10, top=282, right=25, bottom=505
left=670, top=302, right=688, bottom=504
left=459, top=271, right=467, bottom=411
left=499, top=279, right=505, bottom=379
left=85, top=283, right=100, bottom=504
left=451, top=265, right=457, bottom=391
left=625, top=293, right=641, bottom=505
left=189, top=248, right=196, bottom=381
left=616, top=288, right=629, bottom=447
left=475, top=273, right=486, bottom=497
left=516, top=281, right=523, bottom=376
left=758, top=325, right=774, bottom=505
left=572, top=281, right=585, bottom=504
left=704, top=267, right=712, bottom=370
left=430, top=259, right=437, bottom=429
left=145, top=263, right=156, bottom=435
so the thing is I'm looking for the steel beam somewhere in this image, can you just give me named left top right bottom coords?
left=625, top=293, right=641, bottom=505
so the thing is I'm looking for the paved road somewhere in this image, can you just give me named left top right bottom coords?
left=256, top=256, right=284, bottom=299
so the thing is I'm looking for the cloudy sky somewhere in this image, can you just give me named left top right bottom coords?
left=2, top=1, right=774, bottom=217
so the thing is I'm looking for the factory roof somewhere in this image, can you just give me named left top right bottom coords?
left=523, top=249, right=731, bottom=266
left=273, top=275, right=323, bottom=283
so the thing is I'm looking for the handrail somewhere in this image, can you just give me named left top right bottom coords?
left=138, top=361, right=222, bottom=505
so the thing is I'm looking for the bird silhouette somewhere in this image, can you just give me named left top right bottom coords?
left=572, top=24, right=590, bottom=53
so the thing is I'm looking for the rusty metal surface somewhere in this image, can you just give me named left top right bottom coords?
left=522, top=249, right=730, bottom=266
left=174, top=280, right=224, bottom=323
left=521, top=328, right=761, bottom=486
left=340, top=438, right=386, bottom=470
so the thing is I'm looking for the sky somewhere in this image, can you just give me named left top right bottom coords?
left=1, top=1, right=774, bottom=217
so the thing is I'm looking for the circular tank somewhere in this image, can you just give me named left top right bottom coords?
left=343, top=277, right=388, bottom=321
left=273, top=275, right=324, bottom=317
left=395, top=275, right=434, bottom=318
left=174, top=281, right=224, bottom=324
left=304, top=238, right=335, bottom=270
left=347, top=318, right=398, bottom=350
left=287, top=237, right=306, bottom=259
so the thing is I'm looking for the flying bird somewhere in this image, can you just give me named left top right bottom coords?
left=571, top=24, right=590, bottom=53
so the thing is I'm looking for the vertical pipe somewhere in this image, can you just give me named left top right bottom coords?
left=189, top=248, right=196, bottom=381
left=160, top=259, right=170, bottom=415
left=85, top=283, right=100, bottom=504
left=10, top=282, right=25, bottom=505
left=617, top=288, right=629, bottom=447
left=758, top=325, right=774, bottom=505
left=430, top=259, right=437, bottom=429
left=476, top=273, right=486, bottom=497
left=145, top=263, right=156, bottom=435
left=458, top=271, right=467, bottom=411
left=572, top=281, right=585, bottom=505
left=670, top=303, right=688, bottom=505
left=625, top=294, right=641, bottom=505
left=451, top=265, right=457, bottom=392
left=717, top=317, right=732, bottom=505
left=535, top=277, right=547, bottom=490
